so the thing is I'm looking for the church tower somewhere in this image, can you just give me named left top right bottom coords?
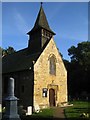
left=27, top=3, right=55, bottom=54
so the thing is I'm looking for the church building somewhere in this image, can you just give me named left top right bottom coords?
left=2, top=4, right=68, bottom=111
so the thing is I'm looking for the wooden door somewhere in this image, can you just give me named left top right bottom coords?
left=49, top=88, right=55, bottom=107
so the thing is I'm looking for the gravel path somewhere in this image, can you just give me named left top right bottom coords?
left=53, top=107, right=66, bottom=120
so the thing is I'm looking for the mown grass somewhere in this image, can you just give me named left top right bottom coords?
left=64, top=101, right=90, bottom=119
left=21, top=101, right=89, bottom=120
left=21, top=108, right=54, bottom=119
left=31, top=108, right=53, bottom=118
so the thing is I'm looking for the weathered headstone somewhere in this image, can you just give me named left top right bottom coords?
left=3, top=77, right=21, bottom=120
left=26, top=106, right=32, bottom=115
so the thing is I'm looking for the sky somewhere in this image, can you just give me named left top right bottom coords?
left=2, top=2, right=88, bottom=61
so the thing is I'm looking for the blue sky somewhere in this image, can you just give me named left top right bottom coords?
left=2, top=2, right=88, bottom=61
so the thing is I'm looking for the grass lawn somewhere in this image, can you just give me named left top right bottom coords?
left=64, top=101, right=90, bottom=119
left=21, top=108, right=54, bottom=119
left=21, top=101, right=89, bottom=119
left=32, top=108, right=53, bottom=118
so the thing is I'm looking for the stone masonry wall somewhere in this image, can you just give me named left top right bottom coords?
left=34, top=37, right=68, bottom=108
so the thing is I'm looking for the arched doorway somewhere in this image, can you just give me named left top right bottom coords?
left=49, top=88, right=56, bottom=107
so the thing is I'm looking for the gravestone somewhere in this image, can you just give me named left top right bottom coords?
left=3, top=77, right=21, bottom=120
left=26, top=106, right=32, bottom=115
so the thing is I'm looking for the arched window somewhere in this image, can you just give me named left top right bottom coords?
left=49, top=55, right=56, bottom=75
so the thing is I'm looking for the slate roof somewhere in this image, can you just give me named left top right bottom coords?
left=27, top=5, right=55, bottom=35
left=2, top=48, right=40, bottom=73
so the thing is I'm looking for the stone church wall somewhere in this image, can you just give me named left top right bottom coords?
left=34, top=37, right=68, bottom=108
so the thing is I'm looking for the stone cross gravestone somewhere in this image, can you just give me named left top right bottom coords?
left=3, top=77, right=21, bottom=120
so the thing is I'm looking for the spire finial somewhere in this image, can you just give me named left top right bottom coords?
left=41, top=2, right=43, bottom=6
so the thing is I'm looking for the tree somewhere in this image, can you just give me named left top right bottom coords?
left=68, top=41, right=90, bottom=71
left=67, top=41, right=90, bottom=100
left=2, top=46, right=16, bottom=57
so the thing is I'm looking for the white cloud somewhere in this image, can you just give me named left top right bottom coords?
left=14, top=10, right=29, bottom=34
